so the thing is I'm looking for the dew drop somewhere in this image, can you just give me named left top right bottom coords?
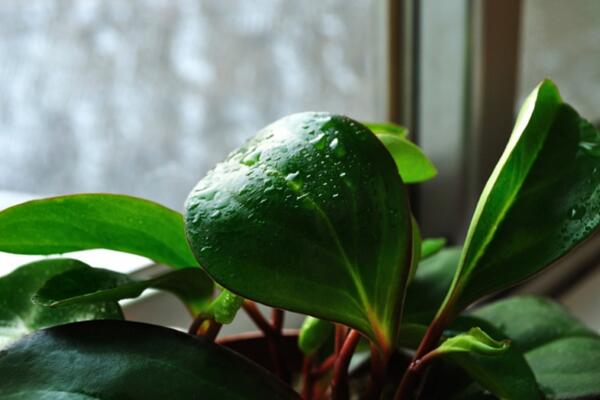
left=241, top=149, right=261, bottom=166
left=310, top=133, right=327, bottom=150
left=286, top=171, right=300, bottom=182
left=329, top=138, right=346, bottom=158
left=210, top=210, right=221, bottom=218
left=569, top=205, right=587, bottom=220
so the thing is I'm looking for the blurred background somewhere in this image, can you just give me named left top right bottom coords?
left=0, top=0, right=598, bottom=332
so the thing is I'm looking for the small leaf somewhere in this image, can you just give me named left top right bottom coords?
left=0, top=259, right=122, bottom=349
left=0, top=194, right=198, bottom=268
left=363, top=121, right=408, bottom=137
left=0, top=320, right=299, bottom=399
left=440, top=317, right=540, bottom=400
left=403, top=247, right=461, bottom=325
left=185, top=112, right=412, bottom=351
left=34, top=262, right=213, bottom=315
left=440, top=79, right=600, bottom=315
left=473, top=296, right=600, bottom=399
left=298, top=316, right=334, bottom=356
left=376, top=133, right=437, bottom=183
left=204, top=289, right=244, bottom=324
left=421, top=237, right=446, bottom=259
left=437, top=327, right=509, bottom=356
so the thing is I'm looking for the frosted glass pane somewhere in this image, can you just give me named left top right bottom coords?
left=518, top=0, right=600, bottom=122
left=0, top=0, right=386, bottom=210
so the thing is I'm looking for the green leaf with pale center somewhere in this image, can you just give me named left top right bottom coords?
left=0, top=259, right=122, bottom=349
left=440, top=316, right=540, bottom=400
left=375, top=133, right=437, bottom=184
left=185, top=112, right=412, bottom=351
left=0, top=194, right=198, bottom=269
left=33, top=262, right=213, bottom=315
left=421, top=238, right=447, bottom=259
left=363, top=121, right=408, bottom=137
left=440, top=80, right=600, bottom=315
left=472, top=296, right=600, bottom=400
left=0, top=320, right=299, bottom=399
left=437, top=327, right=509, bottom=356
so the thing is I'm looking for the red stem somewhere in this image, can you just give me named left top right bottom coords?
left=330, top=329, right=361, bottom=400
left=301, top=356, right=315, bottom=400
left=365, top=344, right=387, bottom=400
left=334, top=324, right=348, bottom=356
left=393, top=316, right=447, bottom=400
left=242, top=301, right=290, bottom=383
left=272, top=308, right=284, bottom=332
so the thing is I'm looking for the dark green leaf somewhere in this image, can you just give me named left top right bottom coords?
left=0, top=259, right=122, bottom=349
left=0, top=194, right=197, bottom=268
left=376, top=133, right=437, bottom=183
left=421, top=238, right=447, bottom=259
left=441, top=80, right=600, bottom=314
left=298, top=316, right=334, bottom=356
left=473, top=296, right=600, bottom=399
left=0, top=320, right=299, bottom=399
left=403, top=247, right=460, bottom=325
left=441, top=316, right=541, bottom=400
left=34, top=263, right=213, bottom=315
left=185, top=112, right=412, bottom=351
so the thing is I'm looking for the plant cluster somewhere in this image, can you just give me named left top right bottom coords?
left=0, top=80, right=598, bottom=399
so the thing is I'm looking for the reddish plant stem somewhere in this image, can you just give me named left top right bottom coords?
left=394, top=316, right=447, bottom=400
left=314, top=354, right=336, bottom=376
left=242, top=301, right=290, bottom=383
left=365, top=344, right=387, bottom=400
left=188, top=314, right=222, bottom=342
left=272, top=308, right=284, bottom=332
left=330, top=329, right=362, bottom=400
left=301, top=356, right=315, bottom=400
left=334, top=324, right=348, bottom=356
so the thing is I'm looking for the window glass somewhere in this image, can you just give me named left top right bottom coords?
left=0, top=0, right=386, bottom=210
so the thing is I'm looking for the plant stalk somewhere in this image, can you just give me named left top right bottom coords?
left=393, top=316, right=447, bottom=400
left=330, top=329, right=361, bottom=400
left=188, top=314, right=222, bottom=341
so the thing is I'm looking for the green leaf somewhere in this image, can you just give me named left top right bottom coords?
left=185, top=112, right=412, bottom=351
left=421, top=237, right=447, bottom=259
left=298, top=316, right=334, bottom=356
left=363, top=121, right=408, bottom=137
left=0, top=194, right=198, bottom=269
left=409, top=216, right=422, bottom=281
left=472, top=296, right=600, bottom=399
left=437, top=327, right=509, bottom=356
left=0, top=320, right=299, bottom=399
left=376, top=133, right=437, bottom=183
left=403, top=247, right=461, bottom=325
left=0, top=259, right=122, bottom=349
left=441, top=80, right=600, bottom=314
left=33, top=262, right=213, bottom=315
left=441, top=317, right=541, bottom=400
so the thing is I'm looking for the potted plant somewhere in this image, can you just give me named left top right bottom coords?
left=0, top=79, right=597, bottom=399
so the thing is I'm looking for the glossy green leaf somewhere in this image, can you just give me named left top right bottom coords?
left=376, top=133, right=437, bottom=183
left=473, top=296, right=600, bottom=399
left=185, top=112, right=412, bottom=351
left=0, top=194, right=197, bottom=268
left=34, top=262, right=213, bottom=315
left=421, top=237, right=447, bottom=259
left=437, top=327, right=509, bottom=356
left=0, top=320, right=299, bottom=399
left=441, top=316, right=540, bottom=400
left=204, top=289, right=244, bottom=324
left=298, top=316, right=334, bottom=356
left=363, top=121, right=408, bottom=137
left=441, top=80, right=600, bottom=314
left=0, top=259, right=122, bottom=349
left=403, top=247, right=461, bottom=325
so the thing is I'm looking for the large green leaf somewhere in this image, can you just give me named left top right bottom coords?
left=403, top=247, right=461, bottom=325
left=441, top=80, right=600, bottom=314
left=363, top=121, right=408, bottom=137
left=0, top=320, right=299, bottom=399
left=33, top=263, right=213, bottom=315
left=0, top=259, right=122, bottom=349
left=472, top=296, right=600, bottom=399
left=440, top=316, right=541, bottom=400
left=185, top=112, right=412, bottom=351
left=0, top=194, right=197, bottom=268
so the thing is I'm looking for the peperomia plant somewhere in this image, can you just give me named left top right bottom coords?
left=0, top=79, right=598, bottom=399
